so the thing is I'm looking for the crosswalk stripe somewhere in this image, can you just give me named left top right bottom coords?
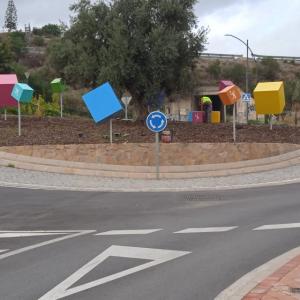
left=174, top=227, right=238, bottom=233
left=253, top=223, right=300, bottom=230
left=95, top=229, right=163, bottom=236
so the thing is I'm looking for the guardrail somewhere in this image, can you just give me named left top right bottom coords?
left=201, top=53, right=243, bottom=59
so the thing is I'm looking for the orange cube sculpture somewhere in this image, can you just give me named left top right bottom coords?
left=253, top=81, right=285, bottom=114
left=218, top=85, right=241, bottom=105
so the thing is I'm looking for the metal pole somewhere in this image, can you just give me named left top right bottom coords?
left=233, top=103, right=236, bottom=143
left=223, top=105, right=227, bottom=123
left=155, top=132, right=160, bottom=180
left=125, top=104, right=128, bottom=120
left=60, top=93, right=63, bottom=118
left=110, top=118, right=113, bottom=144
left=270, top=114, right=273, bottom=130
left=18, top=101, right=21, bottom=136
left=246, top=39, right=249, bottom=123
left=4, top=109, right=7, bottom=121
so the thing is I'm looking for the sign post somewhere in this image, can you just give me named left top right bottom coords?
left=121, top=95, right=132, bottom=120
left=146, top=111, right=168, bottom=180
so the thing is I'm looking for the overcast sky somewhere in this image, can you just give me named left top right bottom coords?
left=0, top=0, right=299, bottom=57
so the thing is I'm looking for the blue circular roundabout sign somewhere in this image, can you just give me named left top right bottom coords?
left=146, top=111, right=168, bottom=133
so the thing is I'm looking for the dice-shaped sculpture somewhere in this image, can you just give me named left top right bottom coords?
left=51, top=78, right=65, bottom=93
left=0, top=74, right=18, bottom=108
left=11, top=83, right=34, bottom=103
left=218, top=85, right=241, bottom=105
left=219, top=80, right=234, bottom=91
left=82, top=82, right=123, bottom=123
left=253, top=82, right=285, bottom=114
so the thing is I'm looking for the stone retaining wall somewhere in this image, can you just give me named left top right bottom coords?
left=1, top=143, right=299, bottom=166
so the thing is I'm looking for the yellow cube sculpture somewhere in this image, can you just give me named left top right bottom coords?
left=253, top=82, right=285, bottom=114
left=211, top=111, right=221, bottom=123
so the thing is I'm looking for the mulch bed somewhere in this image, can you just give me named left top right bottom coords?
left=0, top=116, right=300, bottom=146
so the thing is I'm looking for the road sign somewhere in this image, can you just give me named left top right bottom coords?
left=242, top=93, right=252, bottom=102
left=146, top=111, right=168, bottom=133
left=121, top=95, right=132, bottom=106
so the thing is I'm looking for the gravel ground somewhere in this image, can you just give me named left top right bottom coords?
left=0, top=165, right=300, bottom=192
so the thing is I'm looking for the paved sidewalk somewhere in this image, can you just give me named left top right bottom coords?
left=0, top=163, right=300, bottom=191
left=243, top=254, right=300, bottom=300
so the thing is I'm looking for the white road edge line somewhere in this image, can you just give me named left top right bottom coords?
left=215, top=245, right=300, bottom=300
left=0, top=249, right=9, bottom=253
left=253, top=223, right=300, bottom=230
left=0, top=230, right=95, bottom=261
left=95, top=229, right=163, bottom=236
left=174, top=227, right=238, bottom=233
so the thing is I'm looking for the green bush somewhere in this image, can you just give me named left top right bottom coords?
left=32, top=36, right=45, bottom=47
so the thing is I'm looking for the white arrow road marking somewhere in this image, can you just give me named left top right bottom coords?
left=0, top=249, right=9, bottom=253
left=38, top=245, right=190, bottom=300
left=174, top=227, right=238, bottom=233
left=95, top=229, right=162, bottom=236
left=0, top=230, right=95, bottom=261
left=254, top=223, right=300, bottom=230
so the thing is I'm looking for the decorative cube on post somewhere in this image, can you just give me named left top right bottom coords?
left=0, top=74, right=18, bottom=120
left=253, top=82, right=285, bottom=115
left=11, top=83, right=34, bottom=136
left=82, top=82, right=123, bottom=144
left=219, top=80, right=234, bottom=91
left=51, top=78, right=65, bottom=118
left=218, top=84, right=242, bottom=143
left=218, top=85, right=241, bottom=105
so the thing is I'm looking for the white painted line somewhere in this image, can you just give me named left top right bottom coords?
left=215, top=245, right=300, bottom=300
left=39, top=245, right=190, bottom=300
left=0, top=249, right=8, bottom=253
left=0, top=230, right=84, bottom=233
left=95, top=229, right=162, bottom=236
left=0, top=232, right=67, bottom=238
left=0, top=230, right=95, bottom=261
left=254, top=223, right=300, bottom=230
left=174, top=227, right=238, bottom=233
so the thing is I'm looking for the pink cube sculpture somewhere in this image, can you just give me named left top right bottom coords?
left=0, top=74, right=18, bottom=108
left=219, top=80, right=234, bottom=91
left=192, top=111, right=204, bottom=123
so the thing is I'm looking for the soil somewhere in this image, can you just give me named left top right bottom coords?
left=0, top=116, right=300, bottom=146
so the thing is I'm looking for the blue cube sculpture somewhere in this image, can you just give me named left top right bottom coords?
left=11, top=83, right=34, bottom=103
left=82, top=82, right=123, bottom=123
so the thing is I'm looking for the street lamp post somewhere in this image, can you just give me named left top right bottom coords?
left=225, top=34, right=256, bottom=123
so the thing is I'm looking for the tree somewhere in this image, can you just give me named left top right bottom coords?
left=207, top=60, right=222, bottom=81
left=222, top=62, right=246, bottom=89
left=33, top=24, right=62, bottom=37
left=0, top=41, right=12, bottom=72
left=48, top=0, right=208, bottom=116
left=4, top=0, right=18, bottom=32
left=257, top=57, right=280, bottom=81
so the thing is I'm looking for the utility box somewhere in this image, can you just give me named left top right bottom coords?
left=0, top=74, right=18, bottom=108
left=51, top=78, right=65, bottom=93
left=253, top=81, right=285, bottom=114
left=218, top=85, right=241, bottom=105
left=11, top=83, right=34, bottom=103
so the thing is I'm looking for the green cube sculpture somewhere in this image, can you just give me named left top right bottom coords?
left=51, top=78, right=65, bottom=93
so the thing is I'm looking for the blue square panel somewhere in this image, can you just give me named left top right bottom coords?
left=82, top=82, right=123, bottom=123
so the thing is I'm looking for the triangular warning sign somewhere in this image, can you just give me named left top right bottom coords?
left=39, top=245, right=190, bottom=299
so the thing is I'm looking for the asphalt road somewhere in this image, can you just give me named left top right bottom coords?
left=1, top=184, right=300, bottom=300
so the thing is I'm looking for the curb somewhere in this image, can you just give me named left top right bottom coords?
left=1, top=148, right=300, bottom=179
left=215, top=246, right=300, bottom=300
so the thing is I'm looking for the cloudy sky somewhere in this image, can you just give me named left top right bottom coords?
left=0, top=0, right=299, bottom=57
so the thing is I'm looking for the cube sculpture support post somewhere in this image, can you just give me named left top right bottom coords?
left=51, top=78, right=65, bottom=118
left=218, top=85, right=242, bottom=143
left=0, top=74, right=18, bottom=120
left=82, top=82, right=123, bottom=144
left=11, top=83, right=34, bottom=136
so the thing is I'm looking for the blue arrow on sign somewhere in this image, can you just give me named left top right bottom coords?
left=146, top=111, right=168, bottom=133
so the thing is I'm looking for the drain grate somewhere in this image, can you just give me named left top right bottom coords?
left=290, top=287, right=300, bottom=294
left=184, top=193, right=222, bottom=202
